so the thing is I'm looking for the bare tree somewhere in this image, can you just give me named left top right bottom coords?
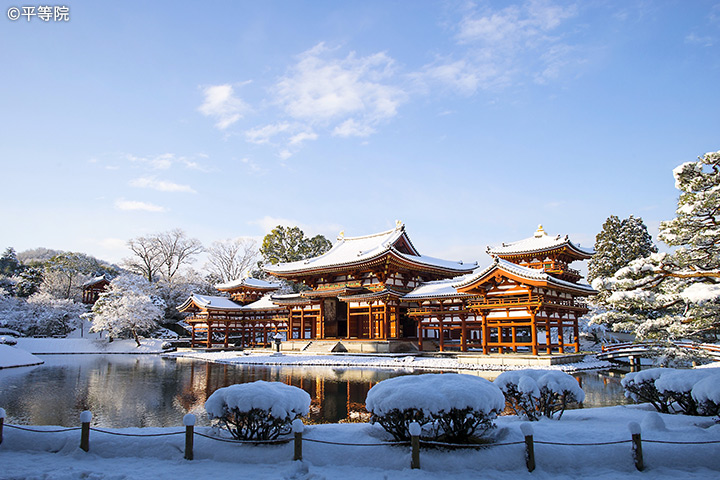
left=206, top=238, right=259, bottom=284
left=124, top=235, right=162, bottom=283
left=124, top=229, right=203, bottom=284
left=155, top=229, right=204, bottom=284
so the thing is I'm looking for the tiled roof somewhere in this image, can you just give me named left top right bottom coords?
left=216, top=277, right=281, bottom=291
left=264, top=223, right=475, bottom=275
left=487, top=225, right=594, bottom=258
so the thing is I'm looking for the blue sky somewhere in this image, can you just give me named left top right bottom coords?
left=2, top=0, right=719, bottom=270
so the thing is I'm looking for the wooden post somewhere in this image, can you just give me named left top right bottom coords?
left=520, top=423, right=535, bottom=472
left=409, top=421, right=421, bottom=469
left=80, top=410, right=92, bottom=452
left=629, top=422, right=644, bottom=471
left=183, top=413, right=195, bottom=460
left=292, top=419, right=304, bottom=461
left=0, top=407, right=5, bottom=445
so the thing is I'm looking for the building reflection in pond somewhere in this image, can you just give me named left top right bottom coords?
left=175, top=358, right=418, bottom=423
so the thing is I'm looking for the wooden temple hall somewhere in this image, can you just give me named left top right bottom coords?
left=178, top=223, right=596, bottom=354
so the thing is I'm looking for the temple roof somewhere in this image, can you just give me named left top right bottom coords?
left=264, top=223, right=475, bottom=276
left=215, top=277, right=281, bottom=291
left=177, top=293, right=245, bottom=312
left=403, top=257, right=596, bottom=300
left=487, top=225, right=594, bottom=259
left=82, top=275, right=110, bottom=288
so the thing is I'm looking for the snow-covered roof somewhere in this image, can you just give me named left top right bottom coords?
left=215, top=277, right=281, bottom=291
left=264, top=223, right=475, bottom=276
left=487, top=225, right=594, bottom=258
left=242, top=294, right=283, bottom=311
left=178, top=294, right=245, bottom=312
left=454, top=257, right=597, bottom=294
left=82, top=275, right=109, bottom=288
left=404, top=256, right=596, bottom=300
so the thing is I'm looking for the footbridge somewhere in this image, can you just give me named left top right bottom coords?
left=597, top=341, right=720, bottom=364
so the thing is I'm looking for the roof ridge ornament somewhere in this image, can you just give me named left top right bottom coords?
left=534, top=224, right=546, bottom=238
left=395, top=219, right=403, bottom=230
left=338, top=230, right=345, bottom=240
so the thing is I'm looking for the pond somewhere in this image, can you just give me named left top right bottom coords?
left=0, top=355, right=631, bottom=427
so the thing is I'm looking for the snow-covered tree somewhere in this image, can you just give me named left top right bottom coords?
left=588, top=215, right=657, bottom=283
left=0, top=291, right=86, bottom=336
left=88, top=274, right=166, bottom=346
left=592, top=151, right=720, bottom=341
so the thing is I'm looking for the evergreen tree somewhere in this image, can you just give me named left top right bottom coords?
left=592, top=151, right=720, bottom=341
left=260, top=226, right=331, bottom=265
left=0, top=247, right=20, bottom=276
left=588, top=215, right=657, bottom=283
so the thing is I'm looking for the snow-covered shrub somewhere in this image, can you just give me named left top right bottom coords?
left=621, top=368, right=674, bottom=413
left=622, top=367, right=720, bottom=415
left=494, top=370, right=585, bottom=420
left=365, top=374, right=505, bottom=443
left=205, top=381, right=311, bottom=441
left=692, top=373, right=720, bottom=417
left=653, top=369, right=714, bottom=416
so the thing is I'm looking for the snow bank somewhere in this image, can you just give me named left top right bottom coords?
left=1, top=405, right=719, bottom=479
left=166, top=350, right=611, bottom=373
left=366, top=373, right=505, bottom=417
left=15, top=337, right=169, bottom=354
left=205, top=381, right=311, bottom=419
left=0, top=344, right=43, bottom=368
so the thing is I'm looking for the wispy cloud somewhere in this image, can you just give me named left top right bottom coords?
left=114, top=199, right=166, bottom=212
left=274, top=43, right=406, bottom=135
left=418, top=0, right=580, bottom=93
left=129, top=177, right=197, bottom=194
left=198, top=84, right=250, bottom=130
left=245, top=122, right=292, bottom=144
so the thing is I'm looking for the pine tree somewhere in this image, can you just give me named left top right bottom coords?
left=593, top=151, right=720, bottom=341
left=588, top=215, right=657, bottom=283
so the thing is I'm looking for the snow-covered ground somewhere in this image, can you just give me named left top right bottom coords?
left=15, top=338, right=169, bottom=355
left=165, top=350, right=612, bottom=373
left=0, top=344, right=43, bottom=368
left=1, top=404, right=718, bottom=479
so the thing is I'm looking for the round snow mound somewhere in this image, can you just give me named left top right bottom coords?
left=365, top=373, right=505, bottom=417
left=205, top=380, right=311, bottom=420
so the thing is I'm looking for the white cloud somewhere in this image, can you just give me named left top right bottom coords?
left=245, top=122, right=292, bottom=144
left=129, top=177, right=197, bottom=194
left=274, top=43, right=406, bottom=134
left=288, top=131, right=318, bottom=145
left=198, top=84, right=249, bottom=130
left=332, top=118, right=375, bottom=138
left=114, top=199, right=166, bottom=213
left=420, top=0, right=580, bottom=93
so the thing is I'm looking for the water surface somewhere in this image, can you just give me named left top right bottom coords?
left=0, top=355, right=629, bottom=427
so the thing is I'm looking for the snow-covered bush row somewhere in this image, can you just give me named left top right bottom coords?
left=622, top=367, right=720, bottom=415
left=365, top=374, right=505, bottom=443
left=205, top=381, right=311, bottom=441
left=494, top=369, right=585, bottom=420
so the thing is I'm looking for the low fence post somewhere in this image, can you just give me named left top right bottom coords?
left=293, top=419, right=304, bottom=461
left=183, top=414, right=195, bottom=460
left=520, top=423, right=535, bottom=472
left=80, top=410, right=92, bottom=452
left=0, top=407, right=5, bottom=445
left=409, top=421, right=421, bottom=469
left=629, top=422, right=644, bottom=471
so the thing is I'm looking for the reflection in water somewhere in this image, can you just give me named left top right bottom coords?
left=0, top=355, right=629, bottom=428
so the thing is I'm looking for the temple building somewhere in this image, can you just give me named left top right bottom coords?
left=178, top=223, right=595, bottom=355
left=263, top=222, right=476, bottom=344
left=406, top=225, right=595, bottom=354
left=81, top=276, right=110, bottom=304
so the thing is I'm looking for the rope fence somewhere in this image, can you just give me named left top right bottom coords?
left=1, top=408, right=719, bottom=472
